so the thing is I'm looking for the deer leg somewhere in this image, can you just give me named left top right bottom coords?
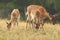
left=26, top=20, right=29, bottom=30
left=26, top=17, right=29, bottom=29
left=40, top=20, right=44, bottom=31
left=17, top=21, right=18, bottom=27
left=26, top=15, right=31, bottom=30
left=13, top=22, right=16, bottom=26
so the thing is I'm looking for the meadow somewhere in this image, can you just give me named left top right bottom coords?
left=0, top=19, right=60, bottom=40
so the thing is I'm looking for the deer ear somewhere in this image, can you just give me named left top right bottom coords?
left=10, top=22, right=11, bottom=24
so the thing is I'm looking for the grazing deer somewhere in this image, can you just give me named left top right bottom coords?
left=6, top=9, right=20, bottom=30
left=26, top=5, right=56, bottom=30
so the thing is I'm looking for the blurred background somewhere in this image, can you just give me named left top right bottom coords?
left=0, top=0, right=60, bottom=21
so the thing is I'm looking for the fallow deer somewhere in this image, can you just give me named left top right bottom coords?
left=6, top=9, right=20, bottom=30
left=26, top=5, right=56, bottom=30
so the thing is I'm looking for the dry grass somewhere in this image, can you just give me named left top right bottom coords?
left=0, top=19, right=60, bottom=40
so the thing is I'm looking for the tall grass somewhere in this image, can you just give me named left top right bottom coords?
left=0, top=19, right=60, bottom=40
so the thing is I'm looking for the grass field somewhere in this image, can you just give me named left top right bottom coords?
left=0, top=19, right=60, bottom=40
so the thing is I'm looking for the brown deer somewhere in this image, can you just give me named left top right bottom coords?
left=6, top=9, right=20, bottom=30
left=26, top=5, right=56, bottom=30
